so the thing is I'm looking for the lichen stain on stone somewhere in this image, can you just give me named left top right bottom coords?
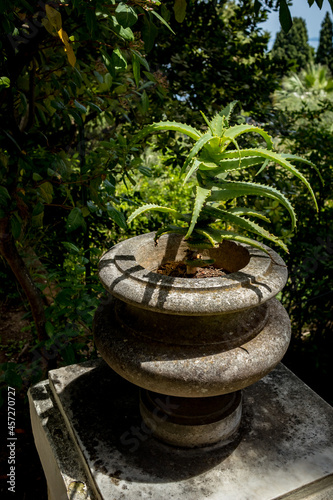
left=67, top=481, right=88, bottom=498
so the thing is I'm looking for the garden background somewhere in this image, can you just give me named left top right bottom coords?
left=1, top=0, right=333, bottom=497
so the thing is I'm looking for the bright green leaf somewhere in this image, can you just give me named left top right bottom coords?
left=111, top=48, right=127, bottom=73
left=0, top=76, right=10, bottom=88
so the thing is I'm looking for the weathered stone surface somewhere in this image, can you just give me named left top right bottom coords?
left=28, top=380, right=97, bottom=500
left=98, top=232, right=288, bottom=315
left=28, top=359, right=333, bottom=500
left=95, top=232, right=291, bottom=446
left=139, top=389, right=242, bottom=447
left=94, top=296, right=291, bottom=397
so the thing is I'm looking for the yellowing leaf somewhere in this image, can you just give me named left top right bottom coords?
left=57, top=27, right=69, bottom=45
left=57, top=28, right=76, bottom=67
left=45, top=5, right=62, bottom=31
left=65, top=45, right=76, bottom=67
left=41, top=17, right=57, bottom=35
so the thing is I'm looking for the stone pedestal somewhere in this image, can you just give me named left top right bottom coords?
left=94, top=232, right=291, bottom=448
left=29, top=359, right=333, bottom=500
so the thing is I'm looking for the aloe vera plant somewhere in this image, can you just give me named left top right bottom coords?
left=128, top=102, right=318, bottom=256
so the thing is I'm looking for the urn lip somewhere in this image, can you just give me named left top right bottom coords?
left=98, top=232, right=288, bottom=315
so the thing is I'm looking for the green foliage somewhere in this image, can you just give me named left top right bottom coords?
left=316, top=12, right=333, bottom=73
left=268, top=67, right=333, bottom=402
left=147, top=0, right=282, bottom=122
left=0, top=0, right=331, bottom=405
left=271, top=17, right=314, bottom=72
left=128, top=102, right=317, bottom=254
left=273, top=63, right=333, bottom=115
left=0, top=0, right=171, bottom=234
left=0, top=242, right=103, bottom=396
left=0, top=0, right=172, bottom=345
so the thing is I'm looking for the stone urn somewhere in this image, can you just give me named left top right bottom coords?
left=93, top=232, right=291, bottom=448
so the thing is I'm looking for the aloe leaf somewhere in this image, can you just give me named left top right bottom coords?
left=181, top=132, right=212, bottom=175
left=154, top=225, right=187, bottom=242
left=225, top=207, right=271, bottom=222
left=207, top=180, right=297, bottom=229
left=281, top=154, right=324, bottom=185
left=219, top=100, right=239, bottom=123
left=189, top=228, right=216, bottom=247
left=185, top=185, right=211, bottom=239
left=223, top=125, right=273, bottom=150
left=198, top=155, right=264, bottom=173
left=149, top=121, right=201, bottom=140
left=196, top=227, right=272, bottom=255
left=210, top=113, right=225, bottom=137
left=200, top=111, right=214, bottom=134
left=202, top=206, right=288, bottom=252
left=280, top=153, right=314, bottom=166
left=220, top=148, right=318, bottom=210
left=131, top=121, right=201, bottom=146
left=255, top=158, right=269, bottom=176
left=183, top=159, right=200, bottom=184
left=127, top=203, right=183, bottom=224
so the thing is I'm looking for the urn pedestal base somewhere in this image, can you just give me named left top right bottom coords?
left=94, top=294, right=290, bottom=448
left=139, top=389, right=242, bottom=448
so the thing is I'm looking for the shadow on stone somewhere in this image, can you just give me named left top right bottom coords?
left=53, top=361, right=248, bottom=483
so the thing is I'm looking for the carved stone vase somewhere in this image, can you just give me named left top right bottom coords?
left=93, top=232, right=291, bottom=448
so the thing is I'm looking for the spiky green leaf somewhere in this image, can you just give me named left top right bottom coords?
left=219, top=148, right=317, bottom=209
left=281, top=154, right=324, bottom=185
left=225, top=207, right=271, bottom=222
left=189, top=228, right=216, bottom=247
left=198, top=155, right=264, bottom=174
left=196, top=227, right=272, bottom=255
left=200, top=111, right=214, bottom=134
left=185, top=185, right=211, bottom=239
left=181, top=132, right=212, bottom=175
left=210, top=113, right=225, bottom=137
left=183, top=159, right=200, bottom=184
left=127, top=203, right=183, bottom=224
left=202, top=206, right=288, bottom=252
left=133, top=121, right=201, bottom=146
left=218, top=101, right=239, bottom=124
left=207, top=179, right=297, bottom=229
left=223, top=125, right=273, bottom=150
left=154, top=225, right=187, bottom=241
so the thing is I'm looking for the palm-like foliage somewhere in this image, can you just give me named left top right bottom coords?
left=128, top=102, right=317, bottom=254
left=274, top=64, right=333, bottom=112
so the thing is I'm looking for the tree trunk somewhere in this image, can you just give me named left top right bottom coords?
left=0, top=216, right=46, bottom=342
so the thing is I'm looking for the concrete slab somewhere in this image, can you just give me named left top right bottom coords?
left=29, top=360, right=333, bottom=500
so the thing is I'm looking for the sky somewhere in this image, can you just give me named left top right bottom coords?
left=259, top=0, right=332, bottom=50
